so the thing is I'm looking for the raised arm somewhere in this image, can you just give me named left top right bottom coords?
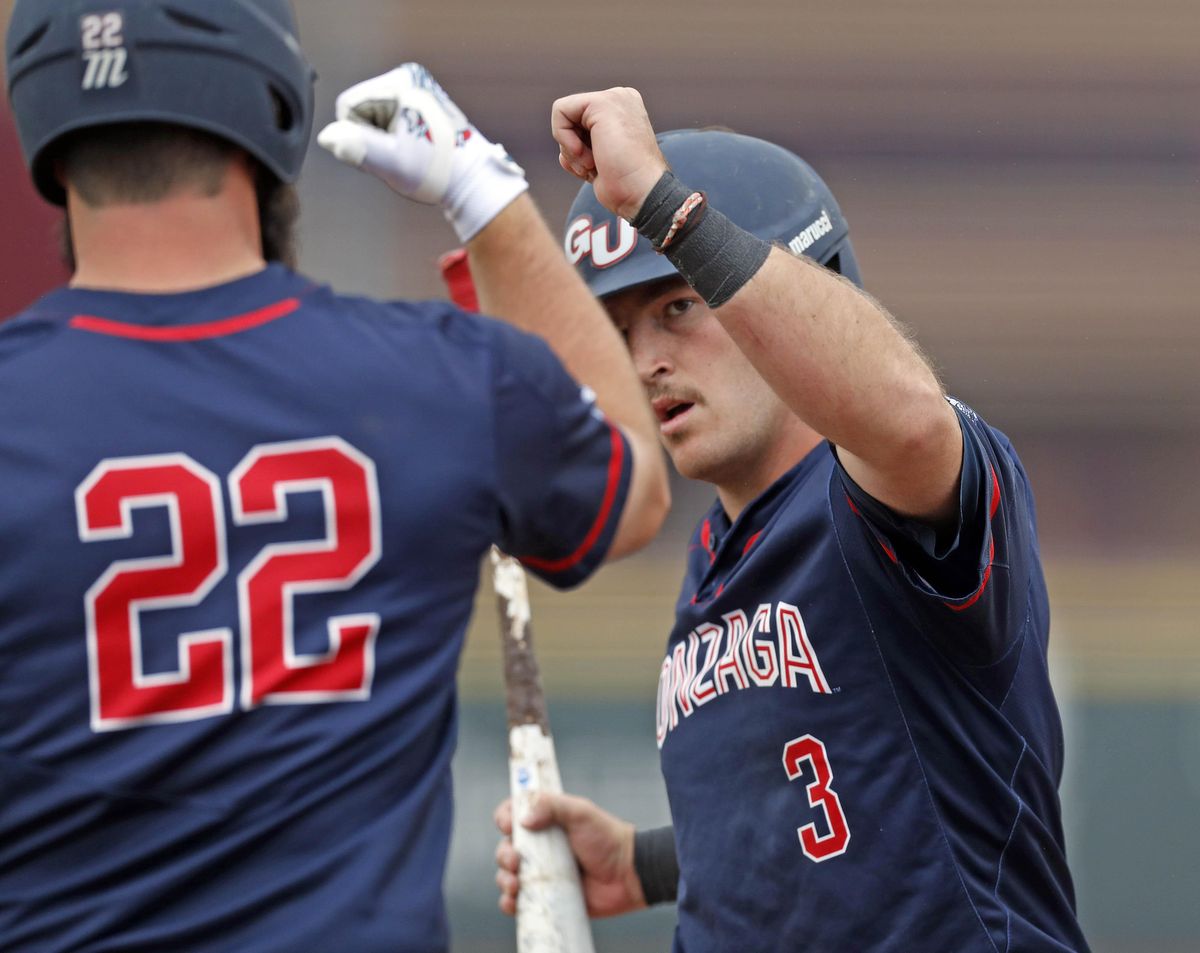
left=552, top=87, right=962, bottom=524
left=318, top=65, right=669, bottom=558
left=465, top=196, right=669, bottom=558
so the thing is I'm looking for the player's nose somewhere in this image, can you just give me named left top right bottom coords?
left=627, top=322, right=674, bottom=384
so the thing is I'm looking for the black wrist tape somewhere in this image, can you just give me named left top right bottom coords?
left=631, top=171, right=698, bottom=250
left=633, top=825, right=680, bottom=906
left=631, top=170, right=771, bottom=309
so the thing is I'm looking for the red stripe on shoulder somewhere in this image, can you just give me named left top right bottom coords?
left=944, top=466, right=1001, bottom=611
left=70, top=298, right=301, bottom=342
left=845, top=493, right=897, bottom=563
left=945, top=536, right=996, bottom=613
left=519, top=424, right=626, bottom=575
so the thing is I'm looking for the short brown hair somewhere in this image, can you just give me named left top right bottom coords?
left=57, top=122, right=300, bottom=268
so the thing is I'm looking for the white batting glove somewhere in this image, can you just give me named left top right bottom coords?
left=318, top=63, right=528, bottom=243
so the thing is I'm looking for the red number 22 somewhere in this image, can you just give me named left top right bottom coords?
left=75, top=437, right=380, bottom=732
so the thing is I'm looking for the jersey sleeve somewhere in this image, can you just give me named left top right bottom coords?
left=490, top=324, right=632, bottom=589
left=834, top=398, right=1038, bottom=664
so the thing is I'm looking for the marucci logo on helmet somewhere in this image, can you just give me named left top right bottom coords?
left=564, top=216, right=638, bottom=269
left=787, top=210, right=833, bottom=256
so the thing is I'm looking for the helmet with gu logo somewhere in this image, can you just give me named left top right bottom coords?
left=564, top=128, right=862, bottom=298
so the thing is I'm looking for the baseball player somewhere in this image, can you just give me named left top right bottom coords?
left=493, top=89, right=1092, bottom=951
left=0, top=3, right=669, bottom=949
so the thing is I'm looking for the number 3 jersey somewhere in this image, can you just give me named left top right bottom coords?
left=658, top=401, right=1090, bottom=953
left=0, top=265, right=631, bottom=953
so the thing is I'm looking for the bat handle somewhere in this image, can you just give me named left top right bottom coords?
left=509, top=724, right=596, bottom=953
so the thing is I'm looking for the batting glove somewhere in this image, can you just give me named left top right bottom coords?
left=318, top=63, right=528, bottom=243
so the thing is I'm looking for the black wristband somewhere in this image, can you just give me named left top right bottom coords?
left=631, top=170, right=771, bottom=309
left=631, top=171, right=707, bottom=251
left=633, top=825, right=680, bottom=906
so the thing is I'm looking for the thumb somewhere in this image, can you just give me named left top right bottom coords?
left=318, top=119, right=439, bottom=202
left=520, top=791, right=574, bottom=831
left=522, top=791, right=595, bottom=832
left=317, top=120, right=370, bottom=168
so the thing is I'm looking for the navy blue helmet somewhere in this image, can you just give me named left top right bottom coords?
left=5, top=0, right=316, bottom=204
left=565, top=129, right=861, bottom=297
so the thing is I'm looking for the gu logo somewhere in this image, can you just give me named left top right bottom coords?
left=80, top=12, right=128, bottom=90
left=564, top=216, right=638, bottom=269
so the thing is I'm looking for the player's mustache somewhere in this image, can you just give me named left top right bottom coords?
left=645, top=385, right=701, bottom=406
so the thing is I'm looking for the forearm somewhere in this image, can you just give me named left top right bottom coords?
left=467, top=195, right=669, bottom=555
left=713, top=247, right=962, bottom=519
left=627, top=164, right=960, bottom=520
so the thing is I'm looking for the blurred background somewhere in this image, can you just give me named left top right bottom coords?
left=2, top=1, right=1198, bottom=950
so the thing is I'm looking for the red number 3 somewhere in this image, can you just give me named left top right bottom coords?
left=782, top=734, right=851, bottom=862
left=75, top=438, right=381, bottom=732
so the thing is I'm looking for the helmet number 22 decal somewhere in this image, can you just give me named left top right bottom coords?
left=782, top=734, right=851, bottom=861
left=80, top=12, right=128, bottom=90
left=75, top=438, right=381, bottom=732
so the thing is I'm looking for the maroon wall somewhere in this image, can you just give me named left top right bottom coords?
left=0, top=101, right=68, bottom=318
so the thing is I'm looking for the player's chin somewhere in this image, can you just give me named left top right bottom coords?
left=664, top=438, right=723, bottom=484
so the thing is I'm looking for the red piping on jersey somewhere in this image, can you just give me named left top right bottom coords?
left=69, top=298, right=301, bottom=341
left=944, top=464, right=1001, bottom=612
left=845, top=459, right=1002, bottom=603
left=844, top=493, right=897, bottom=564
left=946, top=537, right=995, bottom=612
left=519, top=424, right=626, bottom=574
left=690, top=528, right=761, bottom=606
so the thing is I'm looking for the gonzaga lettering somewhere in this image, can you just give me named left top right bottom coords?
left=656, top=601, right=830, bottom=744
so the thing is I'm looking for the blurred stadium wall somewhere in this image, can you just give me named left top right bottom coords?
left=3, top=1, right=1197, bottom=949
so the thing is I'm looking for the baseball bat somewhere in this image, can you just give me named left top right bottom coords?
left=491, top=547, right=596, bottom=953
left=439, top=254, right=594, bottom=951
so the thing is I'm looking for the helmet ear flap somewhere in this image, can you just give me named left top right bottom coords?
left=822, top=239, right=862, bottom=288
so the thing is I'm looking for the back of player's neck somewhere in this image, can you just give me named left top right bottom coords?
left=66, top=184, right=266, bottom=294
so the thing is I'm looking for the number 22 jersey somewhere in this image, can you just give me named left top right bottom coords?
left=656, top=401, right=1090, bottom=952
left=0, top=265, right=631, bottom=952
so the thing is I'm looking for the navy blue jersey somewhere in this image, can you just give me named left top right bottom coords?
left=656, top=400, right=1089, bottom=953
left=0, top=265, right=630, bottom=953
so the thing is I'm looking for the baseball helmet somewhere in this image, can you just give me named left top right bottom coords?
left=565, top=129, right=861, bottom=298
left=5, top=0, right=316, bottom=205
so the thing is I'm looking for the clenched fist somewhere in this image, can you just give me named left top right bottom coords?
left=551, top=87, right=668, bottom=222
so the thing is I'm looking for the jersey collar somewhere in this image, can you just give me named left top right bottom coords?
left=24, top=264, right=315, bottom=331
left=687, top=441, right=833, bottom=605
